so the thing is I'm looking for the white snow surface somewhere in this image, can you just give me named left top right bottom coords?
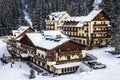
left=26, top=33, right=45, bottom=45
left=0, top=39, right=120, bottom=80
left=43, top=30, right=68, bottom=38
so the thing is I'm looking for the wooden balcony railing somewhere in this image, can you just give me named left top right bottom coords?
left=92, top=35, right=111, bottom=38
left=84, top=30, right=88, bottom=32
left=56, top=58, right=86, bottom=64
left=34, top=55, right=46, bottom=62
left=93, top=29, right=111, bottom=33
left=58, top=51, right=81, bottom=56
left=93, top=24, right=108, bottom=26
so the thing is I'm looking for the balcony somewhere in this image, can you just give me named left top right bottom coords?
left=69, top=35, right=89, bottom=38
left=84, top=30, right=88, bottom=33
left=56, top=58, right=86, bottom=64
left=93, top=24, right=108, bottom=26
left=92, top=35, right=111, bottom=38
left=59, top=51, right=81, bottom=56
left=34, top=55, right=46, bottom=62
left=93, top=29, right=111, bottom=33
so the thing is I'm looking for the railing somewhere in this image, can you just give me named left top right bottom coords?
left=56, top=58, right=86, bottom=64
left=34, top=55, right=46, bottom=62
left=67, top=34, right=89, bottom=38
left=93, top=24, right=108, bottom=26
left=92, top=35, right=111, bottom=38
left=59, top=51, right=81, bottom=56
left=84, top=30, right=88, bottom=32
left=93, top=30, right=111, bottom=32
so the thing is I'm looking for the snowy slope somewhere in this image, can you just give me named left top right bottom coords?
left=0, top=39, right=120, bottom=80
left=0, top=39, right=11, bottom=57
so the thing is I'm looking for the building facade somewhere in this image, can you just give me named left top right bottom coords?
left=7, top=31, right=87, bottom=74
left=58, top=9, right=111, bottom=48
left=46, top=11, right=70, bottom=30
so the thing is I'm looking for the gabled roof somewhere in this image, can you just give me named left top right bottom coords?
left=12, top=26, right=34, bottom=38
left=48, top=11, right=67, bottom=21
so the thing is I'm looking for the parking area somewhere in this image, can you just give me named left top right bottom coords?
left=86, top=61, right=106, bottom=70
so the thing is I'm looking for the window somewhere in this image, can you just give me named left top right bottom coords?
left=65, top=68, right=67, bottom=72
left=86, top=34, right=88, bottom=37
left=86, top=28, right=88, bottom=31
left=104, top=22, right=105, bottom=24
left=62, top=69, right=64, bottom=73
left=83, top=40, right=85, bottom=44
left=38, top=61, right=40, bottom=64
left=82, top=34, right=84, bottom=36
left=42, top=63, right=45, bottom=67
left=67, top=56, right=70, bottom=60
left=70, top=67, right=72, bottom=71
left=79, top=39, right=81, bottom=43
left=47, top=65, right=50, bottom=70
left=38, top=53, right=40, bottom=57
left=41, top=55, right=44, bottom=59
left=94, top=22, right=96, bottom=24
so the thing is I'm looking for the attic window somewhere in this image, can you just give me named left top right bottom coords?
left=52, top=17, right=55, bottom=20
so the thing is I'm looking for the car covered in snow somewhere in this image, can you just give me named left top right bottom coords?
left=88, top=61, right=106, bottom=69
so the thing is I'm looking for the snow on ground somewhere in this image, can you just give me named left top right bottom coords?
left=0, top=39, right=11, bottom=57
left=0, top=38, right=120, bottom=80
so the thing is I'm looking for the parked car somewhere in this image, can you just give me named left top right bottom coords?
left=42, top=73, right=48, bottom=76
left=92, top=63, right=106, bottom=69
left=108, top=51, right=119, bottom=55
left=88, top=61, right=106, bottom=69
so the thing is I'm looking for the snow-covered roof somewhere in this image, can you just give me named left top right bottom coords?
left=12, top=26, right=30, bottom=37
left=49, top=11, right=67, bottom=21
left=86, top=9, right=102, bottom=21
left=20, top=53, right=29, bottom=58
left=59, top=9, right=103, bottom=27
left=26, top=32, right=70, bottom=50
left=26, top=33, right=45, bottom=46
left=36, top=38, right=69, bottom=50
left=43, top=30, right=68, bottom=39
left=53, top=62, right=91, bottom=71
left=54, top=62, right=81, bottom=69
left=64, top=16, right=87, bottom=22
